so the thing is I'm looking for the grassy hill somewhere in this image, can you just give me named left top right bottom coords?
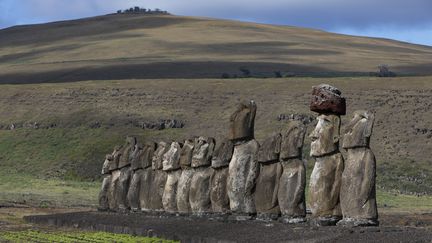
left=0, top=14, right=432, bottom=84
left=0, top=14, right=431, bottom=209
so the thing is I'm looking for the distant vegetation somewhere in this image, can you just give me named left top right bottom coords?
left=116, top=7, right=169, bottom=15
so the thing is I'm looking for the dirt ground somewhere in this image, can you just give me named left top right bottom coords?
left=10, top=207, right=431, bottom=243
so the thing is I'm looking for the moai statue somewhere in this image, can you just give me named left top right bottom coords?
left=210, top=139, right=234, bottom=214
left=278, top=121, right=307, bottom=224
left=126, top=142, right=144, bottom=211
left=162, top=141, right=183, bottom=213
left=227, top=101, right=259, bottom=218
left=116, top=136, right=137, bottom=212
left=189, top=136, right=216, bottom=215
left=149, top=141, right=169, bottom=211
left=338, top=110, right=378, bottom=226
left=98, top=154, right=113, bottom=211
left=176, top=139, right=195, bottom=214
left=139, top=141, right=157, bottom=212
left=309, top=84, right=345, bottom=226
left=108, top=146, right=122, bottom=211
left=255, top=133, right=282, bottom=220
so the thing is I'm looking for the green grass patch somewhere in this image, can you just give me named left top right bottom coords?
left=0, top=230, right=177, bottom=243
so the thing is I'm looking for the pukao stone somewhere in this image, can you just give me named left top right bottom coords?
left=210, top=139, right=234, bottom=213
left=278, top=121, right=307, bottom=223
left=189, top=137, right=215, bottom=214
left=310, top=84, right=346, bottom=115
left=339, top=110, right=378, bottom=226
left=255, top=133, right=282, bottom=220
left=309, top=114, right=344, bottom=225
left=177, top=139, right=195, bottom=214
left=228, top=101, right=257, bottom=141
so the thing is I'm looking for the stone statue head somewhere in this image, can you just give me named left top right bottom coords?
left=342, top=110, right=375, bottom=149
left=162, top=141, right=182, bottom=171
left=179, top=139, right=195, bottom=169
left=140, top=141, right=156, bottom=169
left=110, top=145, right=122, bottom=171
left=310, top=84, right=346, bottom=115
left=192, top=136, right=216, bottom=168
left=130, top=143, right=143, bottom=170
left=152, top=141, right=169, bottom=170
left=257, top=133, right=282, bottom=163
left=280, top=120, right=306, bottom=160
left=309, top=114, right=341, bottom=157
left=228, top=100, right=257, bottom=141
left=211, top=138, right=234, bottom=169
left=118, top=136, right=137, bottom=168
left=102, top=154, right=113, bottom=175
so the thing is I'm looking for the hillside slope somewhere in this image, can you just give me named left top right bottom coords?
left=0, top=14, right=432, bottom=84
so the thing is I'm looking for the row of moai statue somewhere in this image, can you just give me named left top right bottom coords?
left=98, top=84, right=378, bottom=226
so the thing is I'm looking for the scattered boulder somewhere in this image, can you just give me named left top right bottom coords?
left=310, top=84, right=346, bottom=115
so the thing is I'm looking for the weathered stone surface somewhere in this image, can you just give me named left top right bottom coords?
left=118, top=136, right=137, bottom=169
left=342, top=110, right=375, bottom=149
left=139, top=168, right=153, bottom=212
left=108, top=170, right=121, bottom=210
left=98, top=174, right=111, bottom=211
left=310, top=114, right=341, bottom=157
left=339, top=111, right=378, bottom=226
left=140, top=142, right=156, bottom=169
left=152, top=141, right=169, bottom=170
left=162, top=142, right=182, bottom=171
left=109, top=146, right=122, bottom=171
left=127, top=169, right=143, bottom=211
left=162, top=169, right=182, bottom=213
left=211, top=139, right=234, bottom=169
left=280, top=121, right=306, bottom=160
left=309, top=153, right=344, bottom=220
left=310, top=84, right=346, bottom=115
left=258, top=133, right=281, bottom=163
left=116, top=166, right=133, bottom=211
left=176, top=167, right=194, bottom=213
left=278, top=159, right=306, bottom=221
left=130, top=143, right=143, bottom=171
left=179, top=139, right=195, bottom=168
left=228, top=101, right=257, bottom=141
left=149, top=169, right=167, bottom=211
left=255, top=161, right=282, bottom=218
left=191, top=137, right=215, bottom=168
left=189, top=167, right=214, bottom=214
left=210, top=167, right=230, bottom=213
left=101, top=154, right=112, bottom=175
left=227, top=139, right=259, bottom=214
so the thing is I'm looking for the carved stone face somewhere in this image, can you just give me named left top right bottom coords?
left=309, top=114, right=341, bottom=157
left=343, top=110, right=374, bottom=149
left=102, top=154, right=113, bottom=174
left=179, top=139, right=195, bottom=168
left=110, top=145, right=122, bottom=171
left=228, top=100, right=257, bottom=141
left=280, top=120, right=306, bottom=160
left=152, top=141, right=169, bottom=170
left=192, top=136, right=215, bottom=168
left=211, top=138, right=234, bottom=168
left=162, top=142, right=182, bottom=171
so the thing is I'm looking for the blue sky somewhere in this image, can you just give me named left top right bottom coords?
left=1, top=0, right=431, bottom=46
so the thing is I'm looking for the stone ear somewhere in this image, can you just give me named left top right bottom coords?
left=274, top=133, right=282, bottom=154
left=364, top=111, right=375, bottom=138
left=333, top=116, right=341, bottom=144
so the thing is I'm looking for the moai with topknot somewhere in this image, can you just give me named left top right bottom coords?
left=309, top=84, right=345, bottom=226
left=210, top=139, right=234, bottom=214
left=98, top=154, right=113, bottom=211
left=338, top=110, right=378, bottom=226
left=149, top=141, right=169, bottom=211
left=116, top=136, right=137, bottom=212
left=139, top=141, right=157, bottom=212
left=108, top=146, right=122, bottom=211
left=278, top=121, right=307, bottom=224
left=162, top=141, right=183, bottom=213
left=189, top=136, right=216, bottom=215
left=227, top=101, right=259, bottom=219
left=255, top=133, right=282, bottom=220
left=176, top=139, right=195, bottom=214
left=126, top=142, right=144, bottom=211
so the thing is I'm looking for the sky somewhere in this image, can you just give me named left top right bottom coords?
left=0, top=0, right=431, bottom=46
